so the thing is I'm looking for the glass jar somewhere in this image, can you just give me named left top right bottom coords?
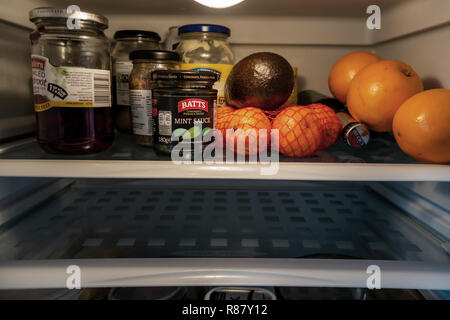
left=29, top=7, right=114, bottom=154
left=176, top=24, right=234, bottom=107
left=111, top=30, right=161, bottom=134
left=163, top=26, right=180, bottom=51
left=129, top=50, right=180, bottom=147
left=151, top=70, right=219, bottom=156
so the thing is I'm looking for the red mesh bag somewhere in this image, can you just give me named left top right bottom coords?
left=304, top=103, right=342, bottom=149
left=264, top=109, right=283, bottom=122
left=215, top=106, right=236, bottom=146
left=271, top=106, right=323, bottom=157
left=225, top=107, right=272, bottom=156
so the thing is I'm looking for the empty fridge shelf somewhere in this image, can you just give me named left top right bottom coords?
left=0, top=181, right=448, bottom=261
left=0, top=134, right=449, bottom=181
left=0, top=180, right=449, bottom=289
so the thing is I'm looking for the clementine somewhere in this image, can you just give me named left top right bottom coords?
left=393, top=89, right=450, bottom=163
left=305, top=103, right=342, bottom=149
left=272, top=106, right=323, bottom=157
left=328, top=51, right=381, bottom=103
left=215, top=105, right=235, bottom=147
left=347, top=60, right=424, bottom=132
left=226, top=107, right=272, bottom=155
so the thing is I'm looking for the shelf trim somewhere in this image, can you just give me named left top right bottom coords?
left=0, top=159, right=449, bottom=181
left=1, top=258, right=449, bottom=290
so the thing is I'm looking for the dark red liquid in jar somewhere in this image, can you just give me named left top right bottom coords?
left=36, top=107, right=114, bottom=154
left=112, top=75, right=133, bottom=134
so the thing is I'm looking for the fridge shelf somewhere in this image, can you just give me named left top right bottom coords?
left=2, top=258, right=449, bottom=291
left=0, top=134, right=448, bottom=181
left=0, top=179, right=449, bottom=289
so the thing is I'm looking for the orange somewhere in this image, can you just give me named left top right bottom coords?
left=272, top=106, right=323, bottom=157
left=218, top=105, right=235, bottom=114
left=305, top=103, right=342, bottom=149
left=347, top=60, right=424, bottom=132
left=393, top=89, right=450, bottom=163
left=328, top=51, right=381, bottom=103
left=225, top=107, right=272, bottom=155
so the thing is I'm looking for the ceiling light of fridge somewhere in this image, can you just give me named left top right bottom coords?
left=193, top=0, right=245, bottom=9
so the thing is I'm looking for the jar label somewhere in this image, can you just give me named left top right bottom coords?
left=114, top=60, right=133, bottom=106
left=31, top=55, right=111, bottom=112
left=178, top=98, right=208, bottom=112
left=155, top=94, right=216, bottom=152
left=180, top=63, right=233, bottom=107
left=130, top=89, right=153, bottom=136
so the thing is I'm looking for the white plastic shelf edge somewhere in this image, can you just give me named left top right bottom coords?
left=0, top=160, right=449, bottom=181
left=1, top=258, right=449, bottom=290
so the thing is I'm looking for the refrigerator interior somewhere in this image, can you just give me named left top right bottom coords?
left=0, top=0, right=449, bottom=299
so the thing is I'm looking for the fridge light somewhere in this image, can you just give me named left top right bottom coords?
left=193, top=0, right=245, bottom=9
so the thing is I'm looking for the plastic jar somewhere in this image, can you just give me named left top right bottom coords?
left=129, top=50, right=180, bottom=147
left=29, top=7, right=114, bottom=154
left=176, top=24, right=234, bottom=107
left=151, top=70, right=219, bottom=155
left=112, top=30, right=161, bottom=134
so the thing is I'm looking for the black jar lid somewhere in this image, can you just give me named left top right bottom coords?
left=114, top=30, right=161, bottom=41
left=152, top=70, right=219, bottom=82
left=129, top=50, right=180, bottom=61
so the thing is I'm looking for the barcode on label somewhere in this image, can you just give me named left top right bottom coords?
left=93, top=72, right=111, bottom=107
left=147, top=95, right=153, bottom=134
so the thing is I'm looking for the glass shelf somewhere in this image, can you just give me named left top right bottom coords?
left=0, top=133, right=448, bottom=181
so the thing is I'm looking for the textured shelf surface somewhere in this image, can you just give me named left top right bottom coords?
left=1, top=180, right=448, bottom=262
left=0, top=134, right=448, bottom=181
left=0, top=132, right=418, bottom=163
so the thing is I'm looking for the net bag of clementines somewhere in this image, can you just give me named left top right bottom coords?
left=217, top=52, right=342, bottom=158
left=216, top=104, right=341, bottom=157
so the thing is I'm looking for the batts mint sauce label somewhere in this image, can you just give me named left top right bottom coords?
left=155, top=95, right=216, bottom=152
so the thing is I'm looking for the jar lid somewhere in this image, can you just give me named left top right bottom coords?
left=114, top=30, right=161, bottom=41
left=152, top=70, right=219, bottom=82
left=178, top=24, right=230, bottom=36
left=129, top=50, right=180, bottom=61
left=29, top=7, right=108, bottom=28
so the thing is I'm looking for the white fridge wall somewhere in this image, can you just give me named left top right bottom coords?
left=368, top=0, right=450, bottom=43
left=375, top=25, right=450, bottom=90
left=0, top=21, right=34, bottom=140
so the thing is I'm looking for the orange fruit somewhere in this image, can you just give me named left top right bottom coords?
left=347, top=60, right=424, bottom=132
left=305, top=103, right=342, bottom=149
left=215, top=105, right=235, bottom=146
left=218, top=105, right=235, bottom=114
left=272, top=106, right=323, bottom=157
left=328, top=51, right=381, bottom=103
left=393, top=89, right=450, bottom=163
left=226, top=107, right=272, bottom=155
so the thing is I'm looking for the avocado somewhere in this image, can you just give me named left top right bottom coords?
left=225, top=52, right=294, bottom=111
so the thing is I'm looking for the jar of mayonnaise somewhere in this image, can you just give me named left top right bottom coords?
left=176, top=24, right=234, bottom=107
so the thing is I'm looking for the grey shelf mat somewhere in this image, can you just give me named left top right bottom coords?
left=0, top=132, right=416, bottom=164
left=0, top=182, right=447, bottom=262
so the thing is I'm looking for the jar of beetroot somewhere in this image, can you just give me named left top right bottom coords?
left=29, top=7, right=114, bottom=154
